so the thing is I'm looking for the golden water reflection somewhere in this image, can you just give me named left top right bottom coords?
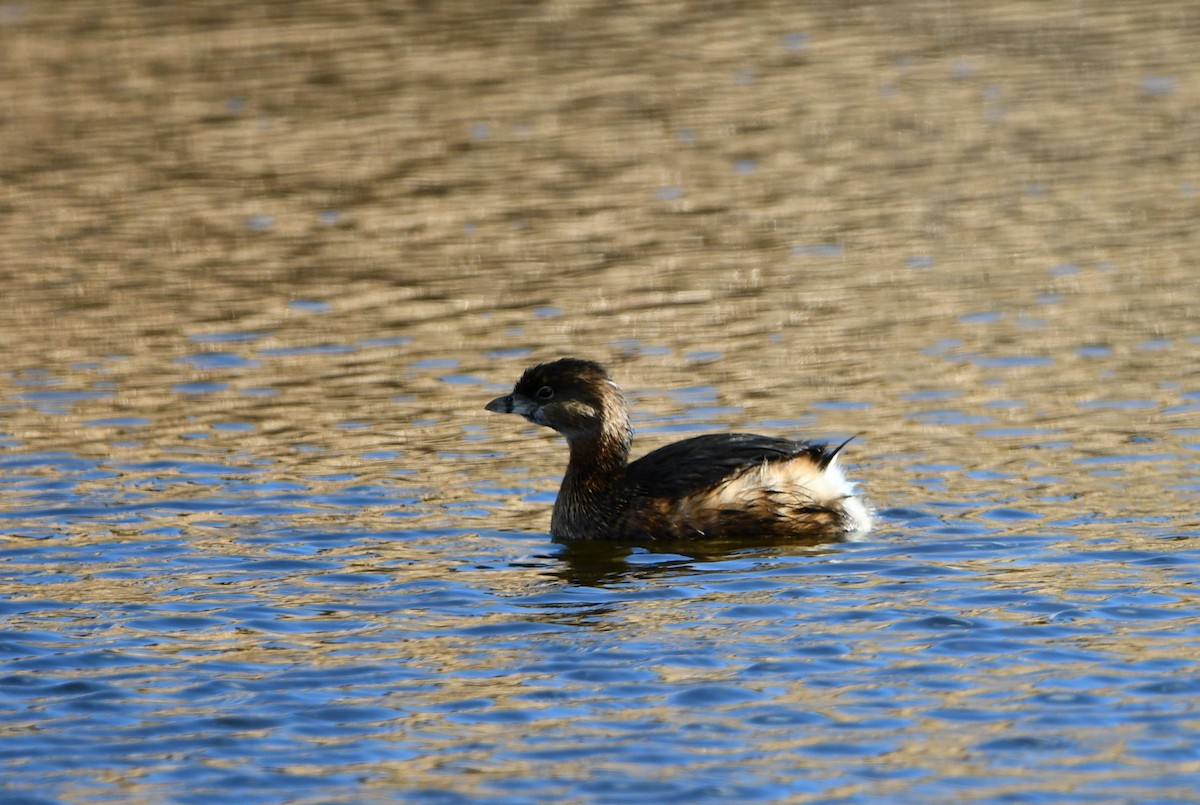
left=1, top=1, right=1198, bottom=801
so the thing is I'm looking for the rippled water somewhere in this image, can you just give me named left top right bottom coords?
left=5, top=338, right=1199, bottom=803
left=4, top=1, right=1200, bottom=803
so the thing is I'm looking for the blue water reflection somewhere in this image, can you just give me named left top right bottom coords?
left=3, top=395, right=1198, bottom=801
left=2, top=5, right=1200, bottom=800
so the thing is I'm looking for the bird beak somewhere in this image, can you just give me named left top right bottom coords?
left=486, top=392, right=537, bottom=417
left=485, top=394, right=514, bottom=414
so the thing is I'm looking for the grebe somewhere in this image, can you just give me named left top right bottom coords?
left=485, top=358, right=870, bottom=541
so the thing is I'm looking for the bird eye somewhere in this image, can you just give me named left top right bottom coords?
left=535, top=386, right=554, bottom=401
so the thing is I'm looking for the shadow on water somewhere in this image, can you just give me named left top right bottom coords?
left=549, top=533, right=844, bottom=588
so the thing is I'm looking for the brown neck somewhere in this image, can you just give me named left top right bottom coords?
left=552, top=398, right=633, bottom=539
left=563, top=404, right=632, bottom=479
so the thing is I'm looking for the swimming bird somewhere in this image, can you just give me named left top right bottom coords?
left=485, top=358, right=870, bottom=541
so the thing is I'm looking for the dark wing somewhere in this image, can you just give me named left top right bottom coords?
left=622, top=432, right=846, bottom=501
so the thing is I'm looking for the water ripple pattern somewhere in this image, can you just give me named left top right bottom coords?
left=3, top=1, right=1200, bottom=803
left=2, top=441, right=1199, bottom=803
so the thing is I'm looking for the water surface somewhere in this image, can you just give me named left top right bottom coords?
left=2, top=1, right=1199, bottom=802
